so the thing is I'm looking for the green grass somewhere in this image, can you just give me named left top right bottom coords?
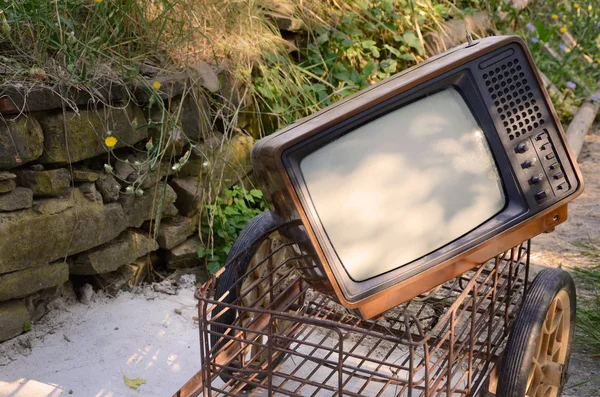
left=570, top=241, right=600, bottom=355
left=1, top=0, right=159, bottom=83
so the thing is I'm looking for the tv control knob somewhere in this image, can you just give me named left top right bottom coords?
left=535, top=190, right=548, bottom=201
left=521, top=159, right=534, bottom=169
left=529, top=174, right=543, bottom=185
left=515, top=142, right=529, bottom=154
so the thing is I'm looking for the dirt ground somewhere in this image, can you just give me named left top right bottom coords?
left=531, top=123, right=600, bottom=396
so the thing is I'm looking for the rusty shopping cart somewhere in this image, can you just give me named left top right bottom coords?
left=176, top=215, right=575, bottom=397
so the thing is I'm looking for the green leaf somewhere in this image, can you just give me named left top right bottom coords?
left=362, top=60, right=376, bottom=77
left=398, top=53, right=416, bottom=61
left=333, top=71, right=352, bottom=82
left=534, top=21, right=551, bottom=42
left=23, top=320, right=31, bottom=332
left=197, top=246, right=207, bottom=258
left=384, top=44, right=401, bottom=57
left=223, top=207, right=239, bottom=216
left=403, top=31, right=423, bottom=55
left=380, top=59, right=398, bottom=74
left=207, top=261, right=221, bottom=274
left=316, top=31, right=329, bottom=45
left=123, top=374, right=146, bottom=390
left=361, top=40, right=376, bottom=49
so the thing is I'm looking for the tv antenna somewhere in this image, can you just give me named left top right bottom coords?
left=466, top=30, right=478, bottom=47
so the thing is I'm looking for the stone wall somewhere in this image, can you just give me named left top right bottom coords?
left=0, top=70, right=254, bottom=342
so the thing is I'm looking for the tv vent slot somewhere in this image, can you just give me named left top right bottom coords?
left=482, top=58, right=545, bottom=141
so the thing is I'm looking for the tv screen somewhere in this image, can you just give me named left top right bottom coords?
left=300, top=88, right=506, bottom=281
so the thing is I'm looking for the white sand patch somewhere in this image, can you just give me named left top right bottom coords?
left=0, top=281, right=201, bottom=397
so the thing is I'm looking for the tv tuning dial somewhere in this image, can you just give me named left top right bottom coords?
left=529, top=174, right=543, bottom=185
left=521, top=159, right=535, bottom=169
left=515, top=142, right=529, bottom=154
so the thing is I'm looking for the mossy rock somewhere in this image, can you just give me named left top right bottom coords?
left=14, top=168, right=71, bottom=197
left=0, top=301, right=30, bottom=342
left=37, top=106, right=147, bottom=164
left=0, top=189, right=127, bottom=274
left=0, top=261, right=69, bottom=302
left=0, top=117, right=44, bottom=170
left=70, top=230, right=159, bottom=275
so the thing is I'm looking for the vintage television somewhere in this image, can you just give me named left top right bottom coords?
left=251, top=35, right=583, bottom=319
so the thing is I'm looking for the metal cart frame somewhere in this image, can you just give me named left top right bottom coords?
left=177, top=224, right=536, bottom=397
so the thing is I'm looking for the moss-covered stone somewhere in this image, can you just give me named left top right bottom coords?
left=70, top=230, right=159, bottom=275
left=95, top=174, right=120, bottom=203
left=0, top=261, right=69, bottom=302
left=0, top=189, right=127, bottom=274
left=0, top=171, right=16, bottom=181
left=115, top=153, right=174, bottom=189
left=0, top=179, right=16, bottom=193
left=72, top=168, right=100, bottom=182
left=119, top=184, right=178, bottom=228
left=79, top=182, right=102, bottom=202
left=170, top=177, right=201, bottom=216
left=154, top=215, right=198, bottom=249
left=178, top=133, right=253, bottom=183
left=0, top=300, right=30, bottom=342
left=37, top=106, right=147, bottom=164
left=14, top=168, right=71, bottom=197
left=0, top=187, right=33, bottom=212
left=166, top=235, right=202, bottom=270
left=0, top=116, right=44, bottom=169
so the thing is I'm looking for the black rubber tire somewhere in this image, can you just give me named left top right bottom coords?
left=496, top=268, right=576, bottom=397
left=209, top=211, right=284, bottom=387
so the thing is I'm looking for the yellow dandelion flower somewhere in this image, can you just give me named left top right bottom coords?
left=105, top=136, right=118, bottom=148
left=152, top=81, right=161, bottom=90
left=551, top=14, right=558, bottom=20
left=597, top=59, right=600, bottom=64
left=95, top=0, right=103, bottom=3
left=574, top=3, right=580, bottom=9
left=559, top=27, right=567, bottom=34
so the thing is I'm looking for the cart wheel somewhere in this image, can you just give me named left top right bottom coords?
left=210, top=211, right=298, bottom=389
left=497, top=268, right=576, bottom=397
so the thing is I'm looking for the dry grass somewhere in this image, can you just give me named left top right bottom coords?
left=0, top=0, right=327, bottom=86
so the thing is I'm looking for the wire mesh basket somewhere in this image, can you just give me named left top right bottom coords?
left=195, top=225, right=531, bottom=397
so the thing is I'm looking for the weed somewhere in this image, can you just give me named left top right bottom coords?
left=573, top=266, right=600, bottom=355
left=570, top=240, right=600, bottom=355
left=199, top=185, right=268, bottom=274
left=490, top=0, right=600, bottom=121
left=22, top=320, right=31, bottom=333
left=252, top=0, right=454, bottom=135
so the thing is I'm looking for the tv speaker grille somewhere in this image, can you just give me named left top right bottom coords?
left=481, top=58, right=545, bottom=141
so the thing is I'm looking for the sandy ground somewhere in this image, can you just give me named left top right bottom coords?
left=531, top=123, right=600, bottom=397
left=0, top=278, right=201, bottom=397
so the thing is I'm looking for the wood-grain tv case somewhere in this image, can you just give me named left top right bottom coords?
left=251, top=35, right=584, bottom=320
